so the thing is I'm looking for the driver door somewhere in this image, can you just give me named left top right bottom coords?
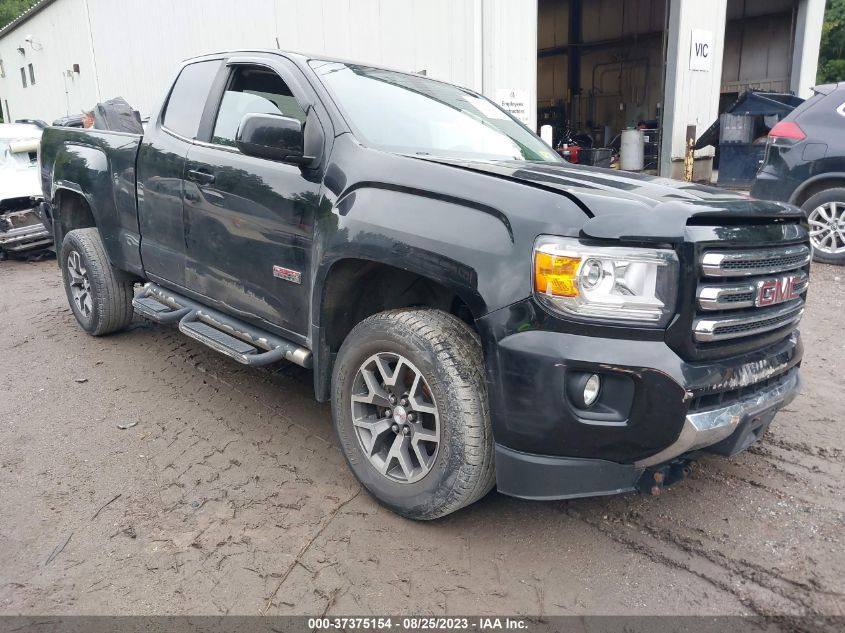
left=183, top=58, right=323, bottom=340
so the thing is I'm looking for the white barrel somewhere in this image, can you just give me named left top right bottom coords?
left=620, top=128, right=645, bottom=171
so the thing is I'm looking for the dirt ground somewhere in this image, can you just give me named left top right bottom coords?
left=0, top=258, right=842, bottom=618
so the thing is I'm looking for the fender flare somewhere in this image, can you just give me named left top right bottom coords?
left=50, top=142, right=110, bottom=226
left=789, top=172, right=845, bottom=205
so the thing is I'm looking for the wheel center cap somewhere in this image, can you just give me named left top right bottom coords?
left=393, top=405, right=408, bottom=426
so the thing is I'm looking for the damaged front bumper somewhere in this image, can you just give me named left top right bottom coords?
left=479, top=301, right=803, bottom=501
left=493, top=366, right=800, bottom=501
left=635, top=368, right=800, bottom=467
left=0, top=206, right=53, bottom=252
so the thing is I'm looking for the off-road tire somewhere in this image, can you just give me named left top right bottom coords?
left=801, top=188, right=845, bottom=265
left=61, top=228, right=134, bottom=335
left=332, top=308, right=496, bottom=520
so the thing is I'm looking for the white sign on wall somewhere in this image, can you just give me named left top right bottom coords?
left=496, top=89, right=530, bottom=125
left=689, top=29, right=713, bottom=71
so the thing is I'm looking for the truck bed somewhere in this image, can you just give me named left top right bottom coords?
left=39, top=126, right=144, bottom=276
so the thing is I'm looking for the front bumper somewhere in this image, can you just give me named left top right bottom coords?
left=636, top=367, right=799, bottom=467
left=478, top=301, right=803, bottom=501
left=0, top=207, right=53, bottom=251
left=494, top=367, right=800, bottom=500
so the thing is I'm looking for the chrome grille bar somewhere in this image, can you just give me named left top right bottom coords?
left=693, top=301, right=804, bottom=343
left=697, top=270, right=809, bottom=311
left=701, top=244, right=811, bottom=278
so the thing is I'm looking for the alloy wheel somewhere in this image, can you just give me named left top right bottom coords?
left=67, top=250, right=93, bottom=317
left=350, top=352, right=440, bottom=484
left=808, top=201, right=845, bottom=255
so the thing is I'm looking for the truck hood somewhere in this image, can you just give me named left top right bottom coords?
left=423, top=158, right=803, bottom=243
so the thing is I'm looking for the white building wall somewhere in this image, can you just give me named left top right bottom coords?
left=791, top=0, right=826, bottom=98
left=660, top=0, right=728, bottom=179
left=0, top=0, right=536, bottom=128
left=482, top=0, right=539, bottom=131
left=0, top=0, right=95, bottom=122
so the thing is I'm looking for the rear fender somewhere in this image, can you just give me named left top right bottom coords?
left=49, top=133, right=143, bottom=275
left=789, top=171, right=845, bottom=205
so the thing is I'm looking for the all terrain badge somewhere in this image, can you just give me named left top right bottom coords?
left=273, top=265, right=302, bottom=284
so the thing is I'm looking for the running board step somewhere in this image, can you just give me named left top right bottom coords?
left=133, top=283, right=312, bottom=368
left=180, top=321, right=258, bottom=355
left=132, top=295, right=191, bottom=323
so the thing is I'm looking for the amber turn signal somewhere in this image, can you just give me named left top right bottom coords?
left=534, top=252, right=581, bottom=297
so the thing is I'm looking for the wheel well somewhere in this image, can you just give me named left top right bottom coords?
left=56, top=190, right=96, bottom=240
left=320, top=259, right=476, bottom=351
left=793, top=178, right=845, bottom=207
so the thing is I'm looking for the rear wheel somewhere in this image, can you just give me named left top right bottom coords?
left=801, top=188, right=845, bottom=265
left=61, top=228, right=135, bottom=335
left=331, top=308, right=495, bottom=520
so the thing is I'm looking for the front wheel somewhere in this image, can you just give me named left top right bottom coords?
left=331, top=309, right=495, bottom=520
left=802, top=188, right=845, bottom=265
left=61, top=228, right=135, bottom=335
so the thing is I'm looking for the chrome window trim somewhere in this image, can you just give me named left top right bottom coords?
left=161, top=124, right=241, bottom=154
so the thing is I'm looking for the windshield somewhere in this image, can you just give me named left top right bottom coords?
left=310, top=61, right=559, bottom=163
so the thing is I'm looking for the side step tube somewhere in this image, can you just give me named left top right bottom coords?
left=133, top=283, right=312, bottom=368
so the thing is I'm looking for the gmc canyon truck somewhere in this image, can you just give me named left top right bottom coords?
left=40, top=51, right=808, bottom=519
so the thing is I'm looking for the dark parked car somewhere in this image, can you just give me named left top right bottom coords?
left=752, top=82, right=845, bottom=264
left=39, top=51, right=807, bottom=519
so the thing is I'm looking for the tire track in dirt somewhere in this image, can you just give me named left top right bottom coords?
left=560, top=502, right=842, bottom=630
left=2, top=259, right=843, bottom=617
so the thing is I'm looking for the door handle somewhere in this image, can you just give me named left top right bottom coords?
left=187, top=169, right=215, bottom=185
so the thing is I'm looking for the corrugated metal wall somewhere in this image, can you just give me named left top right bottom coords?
left=0, top=0, right=537, bottom=129
left=722, top=0, right=796, bottom=95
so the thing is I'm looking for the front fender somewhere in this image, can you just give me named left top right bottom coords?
left=313, top=182, right=521, bottom=322
left=308, top=182, right=526, bottom=402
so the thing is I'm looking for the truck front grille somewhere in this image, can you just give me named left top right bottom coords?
left=700, top=244, right=810, bottom=277
left=692, top=244, right=809, bottom=345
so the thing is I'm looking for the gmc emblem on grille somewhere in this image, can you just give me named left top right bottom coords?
left=756, top=275, right=802, bottom=307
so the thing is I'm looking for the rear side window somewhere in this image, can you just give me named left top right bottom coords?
left=211, top=65, right=306, bottom=147
left=162, top=60, right=220, bottom=139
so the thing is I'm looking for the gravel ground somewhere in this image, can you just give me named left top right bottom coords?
left=0, top=258, right=842, bottom=618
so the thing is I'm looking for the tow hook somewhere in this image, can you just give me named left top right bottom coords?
left=637, top=459, right=697, bottom=496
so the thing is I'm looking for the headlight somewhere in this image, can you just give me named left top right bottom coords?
left=533, top=236, right=678, bottom=326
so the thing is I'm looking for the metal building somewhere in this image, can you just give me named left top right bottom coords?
left=0, top=0, right=826, bottom=178
left=0, top=0, right=537, bottom=126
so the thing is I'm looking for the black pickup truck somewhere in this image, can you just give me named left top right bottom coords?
left=39, top=51, right=808, bottom=519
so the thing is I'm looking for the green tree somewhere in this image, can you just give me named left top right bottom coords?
left=0, top=0, right=39, bottom=31
left=818, top=0, right=845, bottom=83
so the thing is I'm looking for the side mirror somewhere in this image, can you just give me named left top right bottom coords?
left=235, top=113, right=309, bottom=164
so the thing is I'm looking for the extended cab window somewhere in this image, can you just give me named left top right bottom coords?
left=212, top=65, right=306, bottom=147
left=162, top=60, right=220, bottom=139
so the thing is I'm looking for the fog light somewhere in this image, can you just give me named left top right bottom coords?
left=583, top=374, right=601, bottom=407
